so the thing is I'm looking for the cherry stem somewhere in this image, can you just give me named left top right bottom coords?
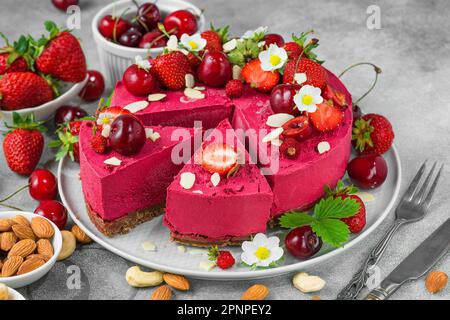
left=338, top=62, right=382, bottom=105
left=0, top=202, right=24, bottom=211
left=0, top=184, right=28, bottom=203
left=113, top=7, right=130, bottom=43
left=291, top=36, right=317, bottom=84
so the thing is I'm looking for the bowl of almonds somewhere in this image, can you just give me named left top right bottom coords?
left=0, top=211, right=62, bottom=289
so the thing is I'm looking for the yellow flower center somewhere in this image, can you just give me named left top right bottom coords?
left=255, top=247, right=270, bottom=260
left=188, top=41, right=198, bottom=49
left=269, top=54, right=281, bottom=66
left=102, top=117, right=110, bottom=125
left=302, top=94, right=313, bottom=105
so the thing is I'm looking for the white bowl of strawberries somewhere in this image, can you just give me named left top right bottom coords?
left=92, top=0, right=205, bottom=86
left=0, top=21, right=88, bottom=131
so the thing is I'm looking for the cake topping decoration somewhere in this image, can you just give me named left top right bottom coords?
left=192, top=190, right=203, bottom=194
left=185, top=73, right=195, bottom=89
left=258, top=44, right=288, bottom=72
left=141, top=241, right=156, bottom=251
left=180, top=172, right=196, bottom=189
left=180, top=33, right=207, bottom=52
left=294, top=73, right=307, bottom=85
left=293, top=85, right=323, bottom=113
left=242, top=26, right=268, bottom=40
left=271, top=138, right=282, bottom=147
left=317, top=141, right=331, bottom=154
left=134, top=55, right=151, bottom=70
left=266, top=113, right=295, bottom=128
left=262, top=127, right=284, bottom=143
left=193, top=86, right=205, bottom=91
left=211, top=172, right=221, bottom=187
left=184, top=88, right=205, bottom=100
left=104, top=157, right=122, bottom=166
left=124, top=101, right=149, bottom=113
left=148, top=93, right=166, bottom=102
left=144, top=128, right=160, bottom=142
left=241, top=233, right=284, bottom=268
left=232, top=65, right=242, bottom=80
left=201, top=143, right=238, bottom=175
left=166, top=35, right=179, bottom=51
left=223, top=38, right=237, bottom=52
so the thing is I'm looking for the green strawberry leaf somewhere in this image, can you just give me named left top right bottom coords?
left=311, top=219, right=350, bottom=248
left=314, top=197, right=359, bottom=219
left=279, top=212, right=316, bottom=229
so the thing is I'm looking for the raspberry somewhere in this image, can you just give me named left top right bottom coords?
left=90, top=135, right=107, bottom=154
left=216, top=251, right=235, bottom=269
left=225, top=79, right=244, bottom=99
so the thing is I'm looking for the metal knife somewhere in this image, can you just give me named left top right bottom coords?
left=365, top=218, right=450, bottom=300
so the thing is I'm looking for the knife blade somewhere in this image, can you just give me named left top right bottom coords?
left=365, top=218, right=450, bottom=300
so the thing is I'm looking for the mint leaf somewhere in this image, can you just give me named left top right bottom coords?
left=314, top=197, right=359, bottom=219
left=279, top=212, right=316, bottom=228
left=312, top=219, right=349, bottom=248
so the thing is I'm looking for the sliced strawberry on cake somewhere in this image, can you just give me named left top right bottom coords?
left=164, top=119, right=273, bottom=246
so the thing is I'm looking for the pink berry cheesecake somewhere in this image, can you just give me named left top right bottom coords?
left=164, top=119, right=274, bottom=246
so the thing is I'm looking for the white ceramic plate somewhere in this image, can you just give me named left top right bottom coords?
left=58, top=147, right=401, bottom=280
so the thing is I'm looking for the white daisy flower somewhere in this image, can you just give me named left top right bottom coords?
left=96, top=112, right=114, bottom=127
left=241, top=233, right=284, bottom=268
left=242, top=26, right=268, bottom=40
left=258, top=44, right=288, bottom=71
left=180, top=33, right=207, bottom=52
left=293, top=85, right=323, bottom=113
left=134, top=55, right=150, bottom=70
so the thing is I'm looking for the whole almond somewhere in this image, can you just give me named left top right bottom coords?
left=11, top=215, right=30, bottom=227
left=31, top=217, right=54, bottom=239
left=163, top=273, right=190, bottom=291
left=0, top=219, right=11, bottom=232
left=0, top=259, right=3, bottom=270
left=241, top=284, right=270, bottom=300
left=1, top=256, right=24, bottom=277
left=1, top=232, right=17, bottom=251
left=71, top=225, right=92, bottom=244
left=8, top=239, right=36, bottom=258
left=17, top=257, right=45, bottom=275
left=425, top=271, right=448, bottom=294
left=36, top=239, right=54, bottom=260
left=27, top=254, right=50, bottom=262
left=151, top=285, right=172, bottom=300
left=12, top=224, right=36, bottom=241
left=57, top=230, right=76, bottom=261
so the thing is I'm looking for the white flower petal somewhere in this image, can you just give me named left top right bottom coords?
left=266, top=236, right=280, bottom=248
left=242, top=241, right=257, bottom=253
left=269, top=247, right=284, bottom=262
left=252, top=233, right=269, bottom=247
left=241, top=251, right=258, bottom=265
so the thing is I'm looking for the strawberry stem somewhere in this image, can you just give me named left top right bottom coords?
left=0, top=184, right=28, bottom=203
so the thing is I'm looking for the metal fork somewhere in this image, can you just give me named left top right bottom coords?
left=337, top=161, right=443, bottom=300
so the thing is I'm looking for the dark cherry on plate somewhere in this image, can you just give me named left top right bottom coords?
left=282, top=116, right=312, bottom=141
left=29, top=169, right=58, bottom=201
left=98, top=15, right=129, bottom=39
left=118, top=27, right=143, bottom=47
left=263, top=33, right=285, bottom=47
left=136, top=2, right=161, bottom=31
left=347, top=155, right=388, bottom=189
left=197, top=51, right=232, bottom=87
left=109, top=114, right=146, bottom=156
left=163, top=10, right=197, bottom=38
left=79, top=70, right=105, bottom=102
left=285, top=226, right=322, bottom=259
left=34, top=200, right=68, bottom=230
left=54, top=105, right=88, bottom=127
left=51, top=0, right=78, bottom=11
left=123, top=63, right=157, bottom=96
left=139, top=30, right=167, bottom=49
left=270, top=83, right=301, bottom=115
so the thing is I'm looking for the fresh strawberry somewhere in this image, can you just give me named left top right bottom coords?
left=90, top=135, right=107, bottom=154
left=0, top=33, right=33, bottom=75
left=35, top=21, right=87, bottom=83
left=49, top=120, right=83, bottom=163
left=208, top=246, right=235, bottom=269
left=325, top=180, right=366, bottom=233
left=283, top=31, right=321, bottom=62
left=283, top=41, right=303, bottom=60
left=3, top=113, right=45, bottom=175
left=0, top=54, right=28, bottom=74
left=201, top=30, right=223, bottom=52
left=151, top=51, right=191, bottom=90
left=322, top=84, right=348, bottom=109
left=69, top=120, right=83, bottom=135
left=352, top=114, right=394, bottom=155
left=201, top=143, right=238, bottom=175
left=95, top=106, right=131, bottom=130
left=225, top=79, right=243, bottom=98
left=0, top=72, right=53, bottom=111
left=241, top=59, right=280, bottom=93
left=309, top=101, right=344, bottom=132
left=283, top=58, right=327, bottom=89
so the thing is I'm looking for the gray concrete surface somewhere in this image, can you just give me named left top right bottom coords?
left=0, top=0, right=449, bottom=300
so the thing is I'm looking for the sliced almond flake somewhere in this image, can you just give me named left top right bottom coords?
left=124, top=101, right=149, bottom=113
left=180, top=172, right=196, bottom=189
left=294, top=73, right=307, bottom=85
left=188, top=249, right=207, bottom=255
left=180, top=49, right=189, bottom=55
left=104, top=157, right=122, bottom=166
left=185, top=74, right=195, bottom=89
left=211, top=172, right=221, bottom=187
left=193, top=86, right=205, bottom=91
left=317, top=141, right=331, bottom=154
left=199, top=260, right=216, bottom=271
left=177, top=245, right=187, bottom=253
left=101, top=125, right=111, bottom=138
left=232, top=65, right=242, bottom=80
left=148, top=93, right=166, bottom=102
left=222, top=38, right=237, bottom=52
left=149, top=131, right=160, bottom=142
left=184, top=88, right=205, bottom=100
left=271, top=138, right=282, bottom=147
left=258, top=41, right=266, bottom=47
left=266, top=113, right=295, bottom=128
left=354, top=192, right=375, bottom=202
left=167, top=35, right=178, bottom=51
left=145, top=128, right=154, bottom=139
left=262, top=127, right=284, bottom=143
left=141, top=241, right=156, bottom=251
left=192, top=190, right=203, bottom=194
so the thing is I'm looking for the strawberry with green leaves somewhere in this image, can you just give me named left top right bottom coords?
left=352, top=114, right=394, bottom=155
left=151, top=51, right=191, bottom=90
left=283, top=58, right=327, bottom=89
left=208, top=246, right=235, bottom=269
left=201, top=24, right=229, bottom=53
left=0, top=33, right=34, bottom=75
left=283, top=30, right=322, bottom=63
left=49, top=120, right=84, bottom=162
left=3, top=113, right=46, bottom=175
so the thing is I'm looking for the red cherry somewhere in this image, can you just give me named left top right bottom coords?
left=34, top=200, right=68, bottom=230
left=197, top=51, right=232, bottom=87
left=54, top=105, right=88, bottom=127
left=347, top=155, right=388, bottom=189
left=139, top=30, right=167, bottom=49
left=98, top=15, right=129, bottom=40
left=123, top=63, right=157, bottom=96
left=270, top=84, right=301, bottom=115
left=79, top=70, right=105, bottom=102
left=118, top=27, right=143, bottom=47
left=29, top=169, right=58, bottom=201
left=136, top=3, right=161, bottom=31
left=282, top=116, right=312, bottom=141
left=263, top=33, right=285, bottom=47
left=163, top=10, right=197, bottom=38
left=109, top=115, right=146, bottom=156
left=51, top=0, right=78, bottom=11
left=285, top=226, right=322, bottom=259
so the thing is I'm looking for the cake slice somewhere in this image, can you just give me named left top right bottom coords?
left=79, top=121, right=196, bottom=236
left=164, top=119, right=274, bottom=246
